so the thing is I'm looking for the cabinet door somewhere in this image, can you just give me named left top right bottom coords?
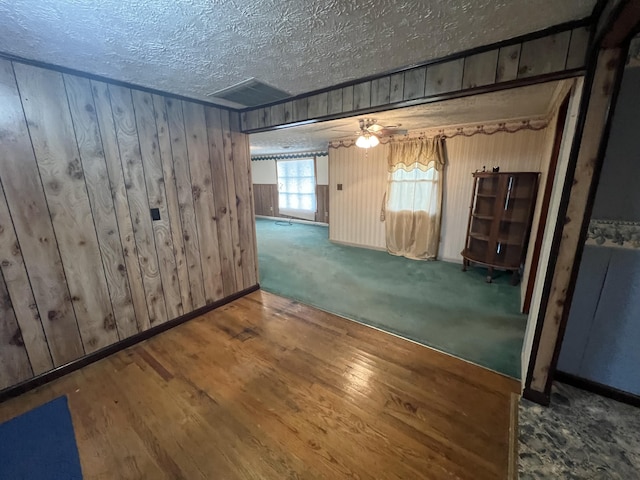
left=494, top=174, right=536, bottom=268
left=468, top=176, right=499, bottom=262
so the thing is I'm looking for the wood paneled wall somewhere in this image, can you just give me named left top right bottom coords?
left=241, top=26, right=590, bottom=132
left=0, top=59, right=257, bottom=391
left=253, top=184, right=279, bottom=217
left=316, top=185, right=329, bottom=223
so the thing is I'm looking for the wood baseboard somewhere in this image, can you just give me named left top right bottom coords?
left=522, top=387, right=550, bottom=406
left=555, top=371, right=640, bottom=408
left=508, top=392, right=520, bottom=479
left=0, top=284, right=260, bottom=403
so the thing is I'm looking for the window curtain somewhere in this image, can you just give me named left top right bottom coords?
left=382, top=136, right=445, bottom=260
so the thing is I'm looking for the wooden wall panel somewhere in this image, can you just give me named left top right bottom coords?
left=183, top=101, right=224, bottom=303
left=462, top=51, right=498, bottom=89
left=307, top=93, right=328, bottom=118
left=316, top=185, right=330, bottom=224
left=152, top=94, right=192, bottom=313
left=240, top=26, right=588, bottom=133
left=64, top=75, right=139, bottom=339
left=220, top=112, right=245, bottom=291
left=425, top=59, right=464, bottom=96
left=518, top=32, right=572, bottom=78
left=131, top=90, right=183, bottom=319
left=92, top=80, right=150, bottom=333
left=109, top=85, right=168, bottom=326
left=496, top=45, right=522, bottom=82
left=0, top=183, right=52, bottom=374
left=342, top=85, right=354, bottom=111
left=389, top=73, right=404, bottom=103
left=0, top=61, right=82, bottom=368
left=0, top=59, right=257, bottom=393
left=353, top=81, right=371, bottom=110
left=230, top=112, right=258, bottom=288
left=14, top=63, right=118, bottom=353
left=205, top=107, right=237, bottom=297
left=327, top=89, right=343, bottom=115
left=165, top=98, right=207, bottom=309
left=253, top=184, right=279, bottom=217
left=404, top=68, right=426, bottom=100
left=0, top=272, right=32, bottom=390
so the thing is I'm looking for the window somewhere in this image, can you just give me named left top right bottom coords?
left=387, top=162, right=439, bottom=215
left=277, top=158, right=316, bottom=220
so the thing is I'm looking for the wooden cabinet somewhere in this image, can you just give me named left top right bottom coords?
left=462, top=172, right=539, bottom=283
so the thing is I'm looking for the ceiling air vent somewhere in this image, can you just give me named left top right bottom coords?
left=208, top=78, right=290, bottom=107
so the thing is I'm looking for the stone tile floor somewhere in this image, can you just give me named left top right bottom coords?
left=519, top=382, right=640, bottom=479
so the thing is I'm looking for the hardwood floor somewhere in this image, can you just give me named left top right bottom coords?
left=0, top=291, right=519, bottom=479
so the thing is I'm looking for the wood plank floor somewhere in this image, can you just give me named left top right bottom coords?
left=0, top=291, right=520, bottom=479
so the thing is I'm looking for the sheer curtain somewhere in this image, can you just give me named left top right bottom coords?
left=382, top=137, right=445, bottom=260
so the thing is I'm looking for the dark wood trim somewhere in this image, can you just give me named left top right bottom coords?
left=543, top=42, right=629, bottom=397
left=523, top=94, right=570, bottom=313
left=522, top=387, right=550, bottom=406
left=602, top=0, right=640, bottom=48
left=0, top=51, right=237, bottom=112
left=0, top=284, right=260, bottom=403
left=524, top=43, right=602, bottom=400
left=555, top=371, right=640, bottom=408
left=238, top=17, right=592, bottom=113
left=243, top=69, right=586, bottom=134
left=593, top=0, right=635, bottom=47
left=525, top=39, right=630, bottom=403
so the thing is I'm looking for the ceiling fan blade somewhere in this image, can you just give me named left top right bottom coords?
left=379, top=128, right=408, bottom=136
left=367, top=123, right=385, bottom=133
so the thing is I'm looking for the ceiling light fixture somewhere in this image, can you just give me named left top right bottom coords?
left=355, top=133, right=380, bottom=149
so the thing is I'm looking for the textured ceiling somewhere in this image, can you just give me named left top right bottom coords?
left=0, top=0, right=595, bottom=106
left=250, top=81, right=567, bottom=155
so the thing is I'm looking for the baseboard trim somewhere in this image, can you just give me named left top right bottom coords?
left=508, top=392, right=520, bottom=479
left=255, top=215, right=328, bottom=226
left=555, top=371, right=640, bottom=408
left=329, top=238, right=387, bottom=252
left=522, top=387, right=550, bottom=406
left=0, top=284, right=260, bottom=403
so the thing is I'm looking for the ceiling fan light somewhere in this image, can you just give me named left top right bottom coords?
left=356, top=135, right=371, bottom=148
left=369, top=134, right=380, bottom=147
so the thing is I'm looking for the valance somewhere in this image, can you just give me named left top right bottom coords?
left=387, top=136, right=445, bottom=173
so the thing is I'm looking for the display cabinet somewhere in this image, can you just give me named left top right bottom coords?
left=462, top=172, right=539, bottom=283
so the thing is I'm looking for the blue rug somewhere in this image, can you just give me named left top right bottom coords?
left=0, top=396, right=83, bottom=479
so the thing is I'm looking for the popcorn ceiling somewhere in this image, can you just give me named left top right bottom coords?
left=0, top=0, right=595, bottom=104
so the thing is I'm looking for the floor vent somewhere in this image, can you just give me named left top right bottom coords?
left=208, top=78, right=290, bottom=107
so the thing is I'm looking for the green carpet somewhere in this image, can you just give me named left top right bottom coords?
left=256, top=218, right=527, bottom=378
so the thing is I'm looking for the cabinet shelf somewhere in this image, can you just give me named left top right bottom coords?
left=462, top=171, right=539, bottom=283
left=469, top=232, right=489, bottom=241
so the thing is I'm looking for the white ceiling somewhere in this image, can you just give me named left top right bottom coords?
left=250, top=80, right=567, bottom=155
left=0, top=1, right=595, bottom=106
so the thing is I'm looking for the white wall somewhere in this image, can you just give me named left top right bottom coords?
left=330, top=128, right=553, bottom=263
left=316, top=155, right=329, bottom=185
left=521, top=78, right=584, bottom=385
left=329, top=146, right=389, bottom=249
left=250, top=154, right=329, bottom=185
left=440, top=129, right=550, bottom=262
left=520, top=111, right=559, bottom=308
left=251, top=159, right=278, bottom=184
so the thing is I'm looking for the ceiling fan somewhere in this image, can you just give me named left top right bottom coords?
left=352, top=118, right=408, bottom=148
